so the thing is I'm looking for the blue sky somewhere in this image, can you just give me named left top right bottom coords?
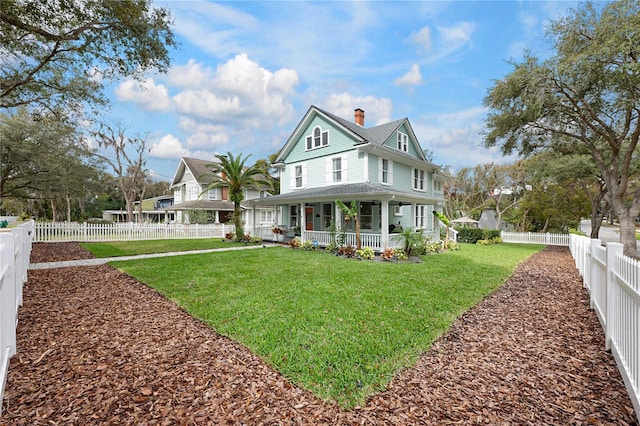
left=104, top=1, right=579, bottom=182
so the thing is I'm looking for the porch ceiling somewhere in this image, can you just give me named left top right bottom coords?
left=250, top=182, right=442, bottom=206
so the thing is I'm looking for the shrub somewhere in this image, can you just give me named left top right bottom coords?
left=224, top=232, right=235, bottom=241
left=381, top=247, right=395, bottom=261
left=424, top=242, right=442, bottom=254
left=394, top=248, right=408, bottom=261
left=356, top=246, right=375, bottom=260
left=289, top=237, right=301, bottom=249
left=301, top=239, right=317, bottom=251
left=250, top=235, right=263, bottom=244
left=325, top=241, right=338, bottom=254
left=339, top=245, right=356, bottom=257
left=457, top=228, right=501, bottom=244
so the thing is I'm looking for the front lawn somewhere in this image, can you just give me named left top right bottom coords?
left=80, top=238, right=251, bottom=258
left=112, top=243, right=543, bottom=407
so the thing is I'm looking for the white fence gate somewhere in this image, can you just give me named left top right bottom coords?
left=569, top=234, right=640, bottom=422
left=0, top=221, right=33, bottom=412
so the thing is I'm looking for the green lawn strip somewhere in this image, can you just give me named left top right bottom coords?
left=80, top=238, right=250, bottom=258
left=111, top=243, right=543, bottom=407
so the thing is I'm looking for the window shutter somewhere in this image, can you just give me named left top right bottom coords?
left=326, top=158, right=332, bottom=184
left=388, top=160, right=393, bottom=185
left=378, top=157, right=383, bottom=182
left=302, top=163, right=307, bottom=187
left=290, top=165, right=296, bottom=189
left=342, top=155, right=348, bottom=182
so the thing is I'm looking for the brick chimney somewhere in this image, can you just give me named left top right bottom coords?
left=354, top=108, right=365, bottom=126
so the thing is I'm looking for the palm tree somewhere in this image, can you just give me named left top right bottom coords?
left=202, top=152, right=270, bottom=241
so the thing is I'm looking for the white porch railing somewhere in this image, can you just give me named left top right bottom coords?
left=569, top=234, right=640, bottom=423
left=0, top=221, right=33, bottom=412
left=299, top=230, right=440, bottom=251
left=33, top=222, right=234, bottom=242
left=501, top=231, right=570, bottom=246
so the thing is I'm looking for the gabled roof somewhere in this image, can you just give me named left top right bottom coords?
left=170, top=157, right=219, bottom=187
left=275, top=105, right=427, bottom=163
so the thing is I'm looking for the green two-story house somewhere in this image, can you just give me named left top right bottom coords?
left=250, top=105, right=447, bottom=250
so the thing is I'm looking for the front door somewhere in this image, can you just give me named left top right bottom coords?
left=305, top=207, right=314, bottom=231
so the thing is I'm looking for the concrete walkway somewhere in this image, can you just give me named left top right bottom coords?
left=29, top=243, right=280, bottom=270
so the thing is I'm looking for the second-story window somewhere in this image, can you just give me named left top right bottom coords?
left=397, top=132, right=408, bottom=152
left=413, top=169, right=425, bottom=191
left=295, top=165, right=303, bottom=188
left=306, top=126, right=329, bottom=151
left=333, top=157, right=342, bottom=182
left=379, top=158, right=393, bottom=184
left=208, top=189, right=217, bottom=200
left=189, top=185, right=199, bottom=200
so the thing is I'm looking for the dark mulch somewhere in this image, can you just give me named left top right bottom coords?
left=2, top=243, right=637, bottom=425
left=28, top=242, right=95, bottom=263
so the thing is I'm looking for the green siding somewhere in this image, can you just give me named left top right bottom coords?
left=382, top=123, right=420, bottom=159
left=283, top=115, right=359, bottom=164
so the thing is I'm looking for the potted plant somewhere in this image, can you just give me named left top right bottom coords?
left=272, top=226, right=286, bottom=242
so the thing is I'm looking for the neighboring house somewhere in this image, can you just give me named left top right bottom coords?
left=250, top=106, right=447, bottom=249
left=102, top=195, right=175, bottom=223
left=165, top=157, right=274, bottom=227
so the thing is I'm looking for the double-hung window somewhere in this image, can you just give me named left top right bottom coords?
left=415, top=205, right=426, bottom=228
left=397, top=132, right=408, bottom=152
left=413, top=168, right=425, bottom=191
left=291, top=163, right=306, bottom=189
left=379, top=158, right=393, bottom=185
left=295, top=165, right=303, bottom=188
left=333, top=157, right=342, bottom=182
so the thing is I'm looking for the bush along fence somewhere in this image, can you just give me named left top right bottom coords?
left=33, top=222, right=234, bottom=242
left=570, top=234, right=640, bottom=422
left=0, top=221, right=33, bottom=412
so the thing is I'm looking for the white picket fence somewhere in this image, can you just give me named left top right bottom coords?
left=0, top=221, right=33, bottom=412
left=33, top=222, right=234, bottom=242
left=569, top=234, right=640, bottom=422
left=501, top=231, right=570, bottom=246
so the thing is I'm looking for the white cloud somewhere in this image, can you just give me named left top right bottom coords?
left=114, top=78, right=171, bottom=112
left=172, top=54, right=299, bottom=127
left=438, top=21, right=475, bottom=46
left=148, top=134, right=191, bottom=159
left=167, top=59, right=214, bottom=89
left=394, top=64, right=423, bottom=87
left=185, top=132, right=228, bottom=149
left=323, top=93, right=393, bottom=126
left=408, top=26, right=432, bottom=53
left=167, top=1, right=258, bottom=58
left=411, top=106, right=518, bottom=169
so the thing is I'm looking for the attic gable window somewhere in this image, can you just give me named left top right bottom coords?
left=397, top=132, right=408, bottom=152
left=306, top=126, right=329, bottom=151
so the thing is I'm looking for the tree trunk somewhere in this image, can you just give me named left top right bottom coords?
left=618, top=211, right=638, bottom=258
left=66, top=196, right=71, bottom=222
left=355, top=218, right=361, bottom=250
left=50, top=199, right=57, bottom=221
left=234, top=203, right=243, bottom=241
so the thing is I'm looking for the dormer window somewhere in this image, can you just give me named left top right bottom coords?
left=306, top=126, right=329, bottom=151
left=397, top=132, right=408, bottom=152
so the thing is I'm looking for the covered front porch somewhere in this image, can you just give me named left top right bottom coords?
left=249, top=183, right=443, bottom=252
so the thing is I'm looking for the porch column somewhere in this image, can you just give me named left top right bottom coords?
left=214, top=210, right=220, bottom=224
left=381, top=200, right=390, bottom=249
left=299, top=203, right=305, bottom=240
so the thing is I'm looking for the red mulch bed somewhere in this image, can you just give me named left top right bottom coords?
left=2, top=243, right=637, bottom=425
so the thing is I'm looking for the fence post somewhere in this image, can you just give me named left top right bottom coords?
left=605, top=242, right=623, bottom=351
left=589, top=239, right=601, bottom=304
